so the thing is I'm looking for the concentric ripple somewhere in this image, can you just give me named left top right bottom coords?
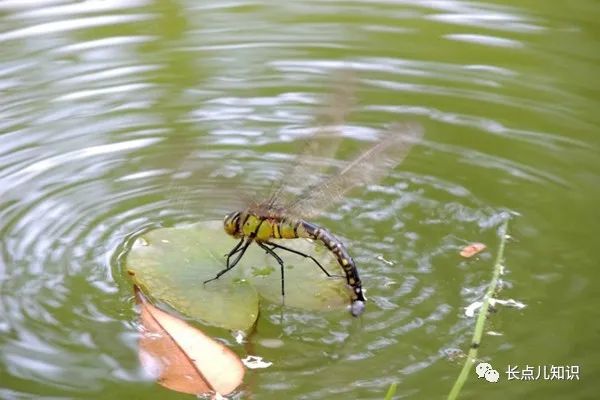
left=1, top=1, right=598, bottom=399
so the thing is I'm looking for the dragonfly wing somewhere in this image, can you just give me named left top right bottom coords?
left=285, top=122, right=423, bottom=219
left=258, top=72, right=357, bottom=215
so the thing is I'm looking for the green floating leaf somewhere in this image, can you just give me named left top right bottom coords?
left=126, top=221, right=350, bottom=330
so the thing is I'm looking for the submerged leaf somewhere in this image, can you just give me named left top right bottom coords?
left=136, top=287, right=245, bottom=396
left=126, top=221, right=350, bottom=330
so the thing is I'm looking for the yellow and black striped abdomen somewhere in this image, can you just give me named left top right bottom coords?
left=270, top=218, right=303, bottom=240
left=297, top=220, right=366, bottom=316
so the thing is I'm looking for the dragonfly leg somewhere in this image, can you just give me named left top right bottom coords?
left=264, top=241, right=344, bottom=279
left=257, top=241, right=286, bottom=297
left=225, top=237, right=245, bottom=263
left=204, top=237, right=253, bottom=284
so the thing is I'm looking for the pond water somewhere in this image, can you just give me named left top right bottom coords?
left=0, top=1, right=598, bottom=399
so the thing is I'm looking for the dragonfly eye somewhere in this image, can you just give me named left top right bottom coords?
left=223, top=211, right=241, bottom=237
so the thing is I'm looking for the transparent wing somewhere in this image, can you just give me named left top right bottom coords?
left=251, top=72, right=356, bottom=215
left=285, top=122, right=423, bottom=219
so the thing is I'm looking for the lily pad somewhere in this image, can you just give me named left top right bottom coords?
left=126, top=221, right=350, bottom=330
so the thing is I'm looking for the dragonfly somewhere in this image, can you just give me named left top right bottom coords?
left=204, top=83, right=423, bottom=317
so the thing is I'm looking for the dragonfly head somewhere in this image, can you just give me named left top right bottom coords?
left=223, top=211, right=242, bottom=237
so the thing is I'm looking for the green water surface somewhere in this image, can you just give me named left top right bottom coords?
left=0, top=1, right=598, bottom=399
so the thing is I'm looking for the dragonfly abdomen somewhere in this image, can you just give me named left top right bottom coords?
left=297, top=220, right=366, bottom=316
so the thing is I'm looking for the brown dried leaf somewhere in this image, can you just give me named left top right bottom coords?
left=135, top=286, right=245, bottom=396
left=459, top=242, right=487, bottom=258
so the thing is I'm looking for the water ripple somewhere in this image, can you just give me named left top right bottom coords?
left=0, top=14, right=154, bottom=43
left=0, top=0, right=596, bottom=398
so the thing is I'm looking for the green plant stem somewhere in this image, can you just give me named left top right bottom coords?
left=447, top=220, right=509, bottom=400
left=384, top=382, right=397, bottom=400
